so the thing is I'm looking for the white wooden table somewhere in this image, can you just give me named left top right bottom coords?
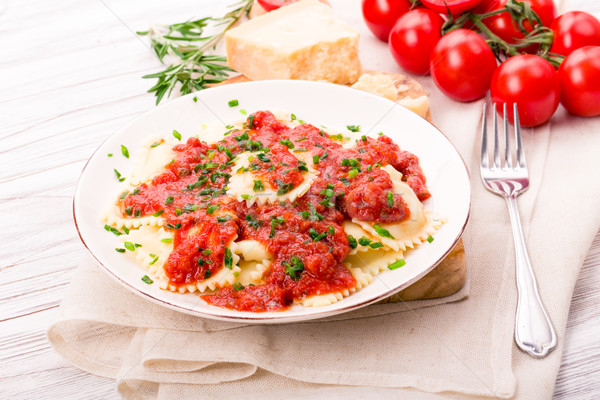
left=1, top=0, right=599, bottom=398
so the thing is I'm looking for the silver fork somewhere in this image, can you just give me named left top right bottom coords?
left=480, top=103, right=557, bottom=358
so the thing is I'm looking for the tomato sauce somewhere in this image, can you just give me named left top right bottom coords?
left=118, top=111, right=429, bottom=311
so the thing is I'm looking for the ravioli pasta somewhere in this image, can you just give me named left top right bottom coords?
left=103, top=109, right=444, bottom=311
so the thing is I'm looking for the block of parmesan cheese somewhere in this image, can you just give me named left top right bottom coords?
left=225, top=0, right=362, bottom=84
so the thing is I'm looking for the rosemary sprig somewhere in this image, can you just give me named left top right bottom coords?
left=138, top=0, right=254, bottom=104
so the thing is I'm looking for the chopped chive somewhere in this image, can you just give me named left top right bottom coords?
left=427, top=235, right=434, bottom=243
left=124, top=242, right=136, bottom=251
left=119, top=191, right=128, bottom=200
left=291, top=113, right=297, bottom=121
left=150, top=141, right=161, bottom=148
left=241, top=194, right=252, bottom=200
left=202, top=249, right=212, bottom=256
left=279, top=139, right=294, bottom=149
left=348, top=168, right=359, bottom=179
left=348, top=235, right=358, bottom=249
left=165, top=223, right=181, bottom=230
left=224, top=147, right=234, bottom=159
left=224, top=247, right=233, bottom=269
left=134, top=209, right=141, bottom=217
left=149, top=256, right=159, bottom=265
left=217, top=215, right=231, bottom=223
left=121, top=145, right=129, bottom=158
left=207, top=204, right=219, bottom=214
left=104, top=224, right=110, bottom=232
left=161, top=238, right=173, bottom=243
left=257, top=153, right=271, bottom=162
left=312, top=155, right=319, bottom=165
left=373, top=223, right=395, bottom=239
left=309, top=228, right=326, bottom=241
left=358, top=237, right=372, bottom=246
left=253, top=180, right=264, bottom=192
left=108, top=153, right=113, bottom=157
left=172, top=130, right=182, bottom=140
left=387, top=191, right=394, bottom=208
left=141, top=275, right=154, bottom=284
left=388, top=259, right=406, bottom=270
left=152, top=209, right=165, bottom=217
left=339, top=177, right=350, bottom=186
left=124, top=206, right=133, bottom=216
left=132, top=188, right=140, bottom=196
left=240, top=109, right=247, bottom=115
left=114, top=169, right=125, bottom=182
left=328, top=225, right=335, bottom=235
left=115, top=248, right=126, bottom=253
left=122, top=226, right=130, bottom=234
left=182, top=203, right=199, bottom=213
left=228, top=99, right=239, bottom=107
left=347, top=125, right=360, bottom=132
left=270, top=216, right=285, bottom=238
left=204, top=270, right=212, bottom=279
left=165, top=196, right=174, bottom=204
left=361, top=135, right=367, bottom=141
left=284, top=256, right=304, bottom=281
left=369, top=242, right=384, bottom=249
left=193, top=96, right=198, bottom=102
left=233, top=282, right=244, bottom=290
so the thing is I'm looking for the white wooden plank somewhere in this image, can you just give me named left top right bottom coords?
left=0, top=310, right=119, bottom=399
left=0, top=0, right=599, bottom=398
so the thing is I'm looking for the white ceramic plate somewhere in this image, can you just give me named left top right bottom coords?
left=74, top=80, right=470, bottom=323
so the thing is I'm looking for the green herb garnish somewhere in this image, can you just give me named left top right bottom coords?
left=253, top=180, right=264, bottom=192
left=388, top=259, right=406, bottom=270
left=387, top=191, right=394, bottom=208
left=224, top=247, right=233, bottom=269
left=373, top=223, right=395, bottom=239
left=284, top=256, right=304, bottom=281
left=114, top=169, right=125, bottom=182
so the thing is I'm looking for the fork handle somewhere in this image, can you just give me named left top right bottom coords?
left=505, top=195, right=557, bottom=358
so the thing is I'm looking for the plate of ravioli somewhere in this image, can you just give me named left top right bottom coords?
left=74, top=80, right=470, bottom=323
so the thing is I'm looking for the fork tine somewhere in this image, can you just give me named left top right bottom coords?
left=504, top=103, right=512, bottom=169
left=481, top=103, right=489, bottom=169
left=514, top=104, right=526, bottom=169
left=493, top=103, right=500, bottom=169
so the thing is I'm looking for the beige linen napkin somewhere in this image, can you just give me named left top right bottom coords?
left=48, top=0, right=600, bottom=398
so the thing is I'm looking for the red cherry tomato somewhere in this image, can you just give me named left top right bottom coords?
left=558, top=46, right=600, bottom=117
left=420, top=0, right=482, bottom=15
left=482, top=0, right=555, bottom=48
left=361, top=0, right=413, bottom=42
left=490, top=55, right=560, bottom=127
left=471, top=0, right=501, bottom=14
left=257, top=0, right=295, bottom=11
left=550, top=12, right=600, bottom=57
left=388, top=9, right=445, bottom=74
left=430, top=29, right=497, bottom=102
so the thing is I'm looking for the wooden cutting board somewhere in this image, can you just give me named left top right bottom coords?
left=216, top=74, right=467, bottom=301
